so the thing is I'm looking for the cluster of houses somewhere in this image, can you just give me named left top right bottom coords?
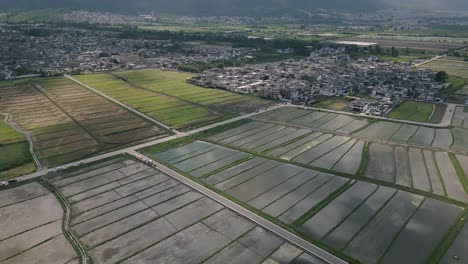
left=190, top=49, right=447, bottom=115
left=0, top=24, right=250, bottom=80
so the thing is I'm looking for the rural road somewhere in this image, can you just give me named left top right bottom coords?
left=127, top=150, right=348, bottom=264
left=414, top=55, right=444, bottom=67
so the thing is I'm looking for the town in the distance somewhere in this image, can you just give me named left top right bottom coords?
left=0, top=1, right=467, bottom=264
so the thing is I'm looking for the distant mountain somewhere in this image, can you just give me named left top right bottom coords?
left=0, top=0, right=385, bottom=16
left=0, top=0, right=467, bottom=16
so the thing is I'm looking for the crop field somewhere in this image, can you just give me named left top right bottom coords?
left=363, top=143, right=468, bottom=203
left=0, top=182, right=77, bottom=263
left=0, top=120, right=35, bottom=178
left=0, top=78, right=167, bottom=168
left=115, top=69, right=274, bottom=113
left=145, top=139, right=466, bottom=264
left=75, top=70, right=273, bottom=129
left=420, top=59, right=468, bottom=78
left=387, top=101, right=435, bottom=122
left=255, top=107, right=369, bottom=133
left=46, top=156, right=321, bottom=264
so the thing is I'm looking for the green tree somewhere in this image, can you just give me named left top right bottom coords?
left=435, top=71, right=449, bottom=83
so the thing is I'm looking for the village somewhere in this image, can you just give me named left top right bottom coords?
left=0, top=23, right=247, bottom=80
left=190, top=48, right=448, bottom=115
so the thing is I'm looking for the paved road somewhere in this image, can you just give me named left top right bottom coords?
left=414, top=55, right=444, bottom=67
left=65, top=74, right=179, bottom=135
left=127, top=150, right=347, bottom=264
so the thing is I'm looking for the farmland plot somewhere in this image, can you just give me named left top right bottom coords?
left=0, top=182, right=77, bottom=263
left=0, top=78, right=167, bottom=169
left=332, top=140, right=365, bottom=175
left=299, top=181, right=377, bottom=240
left=394, top=146, right=412, bottom=187
left=390, top=124, right=418, bottom=143
left=344, top=191, right=424, bottom=264
left=292, top=136, right=351, bottom=165
left=155, top=141, right=250, bottom=177
left=310, top=139, right=356, bottom=169
left=354, top=121, right=401, bottom=141
left=322, top=186, right=396, bottom=250
left=49, top=157, right=320, bottom=264
left=114, top=69, right=275, bottom=114
left=274, top=133, right=332, bottom=160
left=432, top=129, right=454, bottom=149
left=380, top=199, right=462, bottom=264
left=408, top=126, right=435, bottom=146
left=365, top=143, right=395, bottom=183
left=452, top=106, right=468, bottom=128
left=434, top=152, right=468, bottom=202
left=74, top=73, right=226, bottom=129
left=409, top=148, right=431, bottom=192
left=452, top=127, right=468, bottom=151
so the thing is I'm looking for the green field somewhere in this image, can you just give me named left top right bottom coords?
left=0, top=120, right=35, bottom=177
left=75, top=69, right=273, bottom=130
left=313, top=97, right=353, bottom=111
left=388, top=101, right=434, bottom=122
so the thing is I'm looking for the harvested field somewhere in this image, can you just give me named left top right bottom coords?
left=0, top=77, right=167, bottom=169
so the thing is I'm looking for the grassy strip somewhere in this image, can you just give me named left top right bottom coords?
left=448, top=153, right=468, bottom=194
left=40, top=179, right=87, bottom=264
left=291, top=180, right=355, bottom=228
left=425, top=210, right=467, bottom=264
left=356, top=141, right=370, bottom=178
